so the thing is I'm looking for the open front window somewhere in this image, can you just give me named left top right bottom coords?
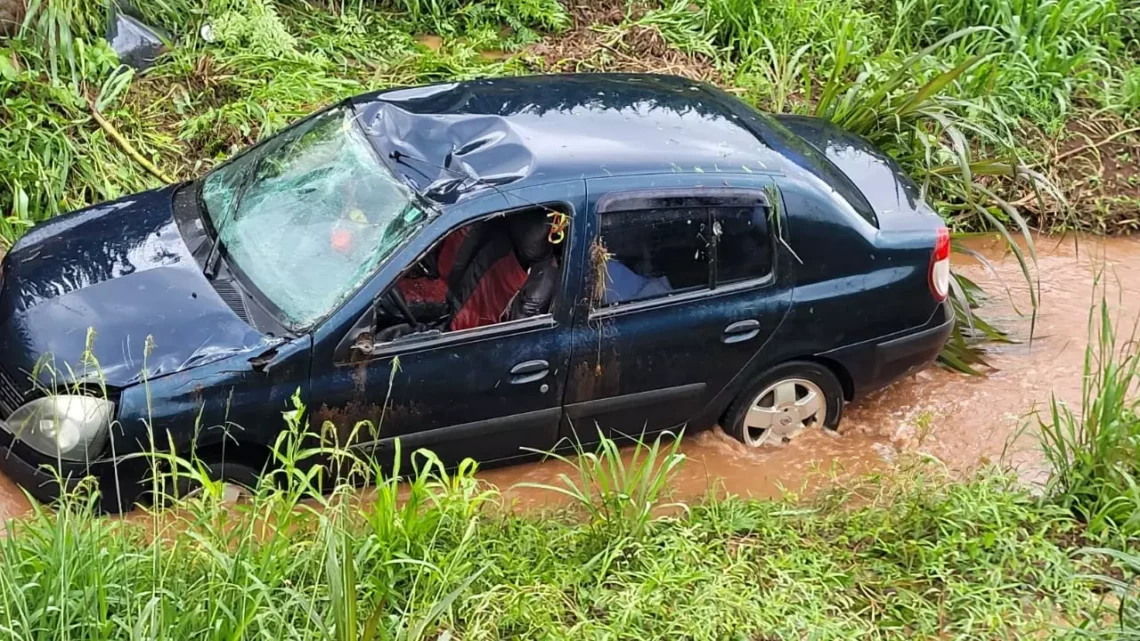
left=371, top=207, right=567, bottom=344
left=201, top=105, right=428, bottom=329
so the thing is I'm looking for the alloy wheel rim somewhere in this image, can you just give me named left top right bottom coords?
left=742, top=378, right=826, bottom=447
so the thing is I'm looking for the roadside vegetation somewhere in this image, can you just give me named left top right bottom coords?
left=1038, top=297, right=1140, bottom=540
left=0, top=409, right=1128, bottom=640
left=0, top=299, right=1134, bottom=640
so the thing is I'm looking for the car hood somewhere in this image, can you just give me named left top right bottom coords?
left=0, top=185, right=280, bottom=388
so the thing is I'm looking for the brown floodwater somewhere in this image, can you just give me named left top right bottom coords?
left=486, top=232, right=1140, bottom=508
left=2, top=233, right=1138, bottom=521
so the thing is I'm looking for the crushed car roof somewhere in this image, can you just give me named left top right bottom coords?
left=351, top=74, right=823, bottom=202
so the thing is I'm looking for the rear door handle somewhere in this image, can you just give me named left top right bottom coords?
left=723, top=319, right=761, bottom=344
left=510, top=359, right=549, bottom=384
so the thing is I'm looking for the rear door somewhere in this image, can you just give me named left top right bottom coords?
left=561, top=175, right=794, bottom=443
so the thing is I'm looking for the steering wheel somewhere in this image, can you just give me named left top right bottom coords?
left=383, top=287, right=418, bottom=327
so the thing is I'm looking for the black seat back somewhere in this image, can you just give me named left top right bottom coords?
left=508, top=255, right=559, bottom=320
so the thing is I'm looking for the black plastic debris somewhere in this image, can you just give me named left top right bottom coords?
left=106, top=2, right=172, bottom=71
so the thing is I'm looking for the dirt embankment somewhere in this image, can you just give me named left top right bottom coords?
left=524, top=0, right=720, bottom=81
left=1025, top=116, right=1140, bottom=234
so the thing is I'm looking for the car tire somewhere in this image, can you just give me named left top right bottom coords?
left=723, top=360, right=844, bottom=447
left=183, top=459, right=262, bottom=502
left=144, top=459, right=263, bottom=507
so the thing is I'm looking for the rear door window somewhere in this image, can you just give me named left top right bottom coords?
left=597, top=207, right=710, bottom=306
left=594, top=203, right=772, bottom=309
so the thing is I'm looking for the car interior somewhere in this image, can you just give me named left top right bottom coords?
left=373, top=207, right=565, bottom=343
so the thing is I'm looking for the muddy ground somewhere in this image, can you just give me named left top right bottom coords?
left=2, top=233, right=1137, bottom=520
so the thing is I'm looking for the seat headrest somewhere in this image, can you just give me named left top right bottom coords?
left=508, top=211, right=555, bottom=267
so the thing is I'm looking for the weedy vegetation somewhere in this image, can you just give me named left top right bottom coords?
left=0, top=399, right=1127, bottom=640
left=1084, top=547, right=1140, bottom=639
left=1038, top=295, right=1140, bottom=540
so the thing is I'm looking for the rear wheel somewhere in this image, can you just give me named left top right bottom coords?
left=723, top=361, right=844, bottom=447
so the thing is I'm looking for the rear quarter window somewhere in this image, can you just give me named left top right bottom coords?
left=597, top=207, right=710, bottom=306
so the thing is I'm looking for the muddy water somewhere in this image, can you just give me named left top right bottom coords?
left=0, top=472, right=28, bottom=525
left=485, top=233, right=1140, bottom=508
left=2, top=234, right=1138, bottom=521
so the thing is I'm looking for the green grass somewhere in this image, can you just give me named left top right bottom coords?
left=516, top=430, right=686, bottom=541
left=0, top=408, right=1122, bottom=640
left=643, top=0, right=1140, bottom=129
left=1084, top=547, right=1140, bottom=638
left=1037, top=295, right=1140, bottom=540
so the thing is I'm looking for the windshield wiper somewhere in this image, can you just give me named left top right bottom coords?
left=192, top=182, right=224, bottom=279
left=203, top=237, right=224, bottom=279
left=202, top=157, right=261, bottom=279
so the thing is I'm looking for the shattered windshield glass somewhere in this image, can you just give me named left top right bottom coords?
left=201, top=105, right=427, bottom=329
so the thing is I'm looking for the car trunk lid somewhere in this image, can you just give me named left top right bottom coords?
left=775, top=115, right=944, bottom=232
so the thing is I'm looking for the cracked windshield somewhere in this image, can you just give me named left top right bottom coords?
left=202, top=105, right=426, bottom=328
left=0, top=0, right=1138, bottom=639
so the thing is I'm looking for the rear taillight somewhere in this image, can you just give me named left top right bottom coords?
left=929, top=227, right=950, bottom=301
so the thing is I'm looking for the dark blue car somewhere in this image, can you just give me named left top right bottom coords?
left=0, top=74, right=952, bottom=510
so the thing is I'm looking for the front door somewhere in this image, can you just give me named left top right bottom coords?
left=318, top=316, right=571, bottom=467
left=561, top=176, right=793, bottom=443
left=309, top=183, right=586, bottom=469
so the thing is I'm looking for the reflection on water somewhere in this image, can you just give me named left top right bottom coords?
left=2, top=233, right=1138, bottom=522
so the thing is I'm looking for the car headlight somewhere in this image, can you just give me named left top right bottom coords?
left=2, top=396, right=114, bottom=462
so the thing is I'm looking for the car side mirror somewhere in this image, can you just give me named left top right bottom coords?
left=349, top=332, right=376, bottom=357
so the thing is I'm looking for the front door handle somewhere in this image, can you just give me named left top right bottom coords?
left=723, top=319, right=761, bottom=344
left=510, top=359, right=549, bottom=384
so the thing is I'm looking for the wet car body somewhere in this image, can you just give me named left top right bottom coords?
left=0, top=74, right=952, bottom=510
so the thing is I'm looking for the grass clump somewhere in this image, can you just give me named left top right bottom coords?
left=0, top=404, right=1119, bottom=639
left=1038, top=297, right=1140, bottom=540
left=883, top=0, right=1137, bottom=127
left=1084, top=547, right=1140, bottom=638
left=518, top=430, right=685, bottom=541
